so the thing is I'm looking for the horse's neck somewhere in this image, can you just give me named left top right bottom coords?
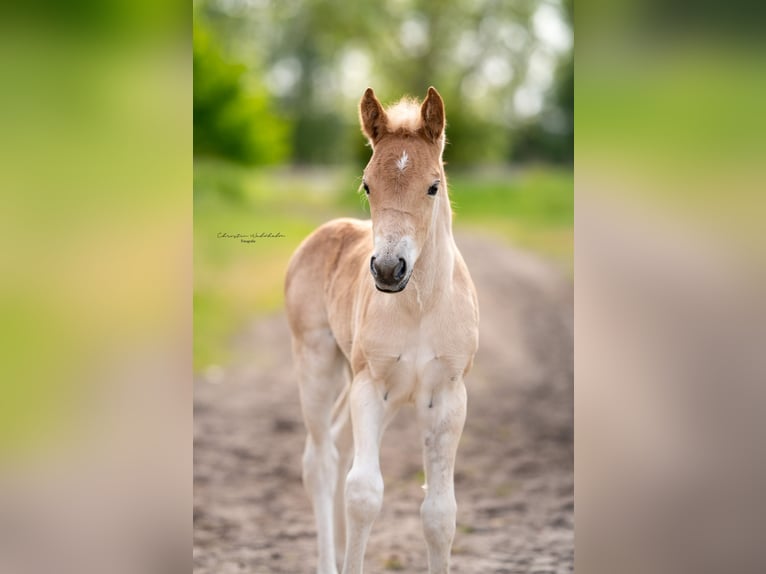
left=410, top=200, right=456, bottom=306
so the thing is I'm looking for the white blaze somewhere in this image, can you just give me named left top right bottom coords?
left=396, top=150, right=409, bottom=172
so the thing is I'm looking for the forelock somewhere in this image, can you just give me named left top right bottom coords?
left=384, top=98, right=422, bottom=134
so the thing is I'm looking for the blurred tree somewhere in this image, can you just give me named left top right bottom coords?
left=510, top=53, right=573, bottom=164
left=193, top=18, right=289, bottom=165
left=510, top=0, right=572, bottom=164
left=194, top=0, right=572, bottom=167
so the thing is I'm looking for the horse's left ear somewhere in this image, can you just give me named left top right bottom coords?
left=420, top=86, right=445, bottom=144
left=360, top=87, right=388, bottom=145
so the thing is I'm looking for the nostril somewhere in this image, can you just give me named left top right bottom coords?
left=394, top=258, right=406, bottom=281
left=370, top=256, right=379, bottom=278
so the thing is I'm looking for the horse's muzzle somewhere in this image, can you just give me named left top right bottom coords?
left=370, top=256, right=410, bottom=293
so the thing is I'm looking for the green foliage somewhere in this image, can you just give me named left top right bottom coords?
left=445, top=109, right=510, bottom=167
left=450, top=167, right=574, bottom=266
left=292, top=113, right=348, bottom=164
left=193, top=160, right=361, bottom=370
left=194, top=0, right=572, bottom=166
left=193, top=21, right=289, bottom=164
left=510, top=48, right=573, bottom=164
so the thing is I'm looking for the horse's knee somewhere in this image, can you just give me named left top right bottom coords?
left=344, top=465, right=383, bottom=523
left=420, top=494, right=457, bottom=547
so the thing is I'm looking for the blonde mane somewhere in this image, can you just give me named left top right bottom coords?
left=384, top=97, right=423, bottom=134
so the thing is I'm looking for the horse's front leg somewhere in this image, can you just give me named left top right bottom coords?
left=342, top=372, right=394, bottom=574
left=417, top=377, right=467, bottom=574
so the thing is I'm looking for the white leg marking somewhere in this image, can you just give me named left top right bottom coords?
left=295, top=330, right=347, bottom=574
left=417, top=381, right=467, bottom=574
left=342, top=374, right=397, bottom=574
left=302, top=433, right=339, bottom=574
left=332, top=387, right=354, bottom=567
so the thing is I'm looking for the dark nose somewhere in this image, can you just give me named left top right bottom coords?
left=370, top=256, right=407, bottom=286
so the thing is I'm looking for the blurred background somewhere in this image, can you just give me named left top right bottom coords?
left=5, top=0, right=763, bottom=571
left=0, top=1, right=190, bottom=574
left=576, top=1, right=766, bottom=574
left=193, top=0, right=573, bottom=371
left=193, top=1, right=575, bottom=571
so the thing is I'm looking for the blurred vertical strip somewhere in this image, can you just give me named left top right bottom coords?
left=576, top=1, right=766, bottom=574
left=0, top=1, right=190, bottom=573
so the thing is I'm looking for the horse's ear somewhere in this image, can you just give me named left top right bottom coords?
left=360, top=87, right=388, bottom=145
left=420, top=86, right=445, bottom=144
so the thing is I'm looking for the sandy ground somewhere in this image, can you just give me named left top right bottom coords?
left=194, top=234, right=573, bottom=574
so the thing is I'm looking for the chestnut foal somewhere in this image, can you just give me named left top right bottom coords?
left=285, top=87, right=479, bottom=574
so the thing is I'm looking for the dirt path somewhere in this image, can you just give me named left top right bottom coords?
left=194, top=234, right=573, bottom=574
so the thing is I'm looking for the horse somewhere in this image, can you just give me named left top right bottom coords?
left=285, top=86, right=479, bottom=574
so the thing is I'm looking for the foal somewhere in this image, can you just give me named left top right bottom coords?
left=285, top=87, right=479, bottom=574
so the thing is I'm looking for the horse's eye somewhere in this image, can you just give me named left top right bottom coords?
left=427, top=182, right=439, bottom=196
left=363, top=182, right=370, bottom=195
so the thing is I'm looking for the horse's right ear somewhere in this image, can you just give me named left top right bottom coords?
left=359, top=88, right=388, bottom=145
left=420, top=86, right=445, bottom=144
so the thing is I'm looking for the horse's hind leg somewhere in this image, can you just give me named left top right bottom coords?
left=330, top=383, right=353, bottom=564
left=293, top=327, right=348, bottom=574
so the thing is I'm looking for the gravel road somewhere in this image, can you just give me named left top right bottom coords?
left=194, top=234, right=573, bottom=574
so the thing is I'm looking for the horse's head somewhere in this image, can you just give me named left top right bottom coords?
left=359, top=86, right=448, bottom=293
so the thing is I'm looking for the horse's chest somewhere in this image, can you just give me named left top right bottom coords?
left=369, top=342, right=429, bottom=389
left=359, top=321, right=468, bottom=403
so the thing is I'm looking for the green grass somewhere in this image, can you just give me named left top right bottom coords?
left=450, top=167, right=573, bottom=266
left=194, top=159, right=572, bottom=372
left=193, top=160, right=365, bottom=371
